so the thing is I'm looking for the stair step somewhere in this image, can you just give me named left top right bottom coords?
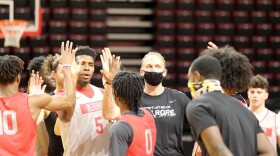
left=109, top=46, right=152, bottom=53
left=107, top=0, right=153, bottom=2
left=121, top=59, right=142, bottom=66
left=107, top=33, right=153, bottom=40
left=107, top=8, right=153, bottom=15
left=107, top=20, right=153, bottom=28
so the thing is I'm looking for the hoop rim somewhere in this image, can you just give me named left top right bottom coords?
left=0, top=20, right=28, bottom=26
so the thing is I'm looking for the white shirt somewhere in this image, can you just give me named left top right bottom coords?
left=254, top=108, right=280, bottom=150
left=59, top=85, right=110, bottom=156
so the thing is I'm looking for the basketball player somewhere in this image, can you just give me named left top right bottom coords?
left=248, top=75, right=280, bottom=150
left=28, top=56, right=51, bottom=156
left=107, top=71, right=157, bottom=156
left=192, top=43, right=254, bottom=156
left=27, top=56, right=56, bottom=93
left=201, top=42, right=253, bottom=106
left=0, top=41, right=79, bottom=155
left=57, top=46, right=110, bottom=156
left=187, top=55, right=276, bottom=156
left=41, top=54, right=65, bottom=156
left=101, top=50, right=190, bottom=156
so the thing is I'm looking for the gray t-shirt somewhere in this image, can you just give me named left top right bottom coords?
left=140, top=88, right=190, bottom=156
left=187, top=92, right=263, bottom=156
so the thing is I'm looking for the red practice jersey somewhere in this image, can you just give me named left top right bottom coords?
left=120, top=108, right=157, bottom=156
left=0, top=92, right=37, bottom=156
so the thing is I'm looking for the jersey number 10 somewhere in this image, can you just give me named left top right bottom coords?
left=0, top=110, right=18, bottom=135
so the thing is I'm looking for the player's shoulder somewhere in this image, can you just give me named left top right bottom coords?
left=98, top=87, right=105, bottom=94
left=188, top=93, right=218, bottom=107
left=267, top=109, right=276, bottom=115
left=111, top=121, right=133, bottom=135
left=9, top=92, right=29, bottom=103
left=16, top=92, right=28, bottom=98
left=90, top=84, right=104, bottom=93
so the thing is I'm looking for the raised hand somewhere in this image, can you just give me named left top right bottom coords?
left=71, top=58, right=82, bottom=78
left=100, top=47, right=112, bottom=75
left=100, top=47, right=121, bottom=85
left=111, top=55, right=121, bottom=77
left=207, top=41, right=219, bottom=50
left=58, top=41, right=75, bottom=65
left=70, top=47, right=80, bottom=76
left=28, top=70, right=46, bottom=94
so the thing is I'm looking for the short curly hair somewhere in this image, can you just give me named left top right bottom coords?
left=27, top=56, right=45, bottom=73
left=28, top=56, right=56, bottom=93
left=249, top=74, right=269, bottom=91
left=0, top=55, right=24, bottom=85
left=200, top=45, right=253, bottom=92
left=42, top=54, right=60, bottom=74
left=75, top=46, right=97, bottom=60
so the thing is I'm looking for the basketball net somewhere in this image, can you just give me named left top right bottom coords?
left=0, top=20, right=27, bottom=48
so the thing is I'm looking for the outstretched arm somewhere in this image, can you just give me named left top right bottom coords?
left=100, top=48, right=121, bottom=120
left=29, top=41, right=79, bottom=122
left=56, top=46, right=80, bottom=122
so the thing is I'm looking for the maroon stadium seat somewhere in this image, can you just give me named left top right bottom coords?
left=256, top=48, right=273, bottom=61
left=157, top=22, right=175, bottom=35
left=49, top=21, right=68, bottom=34
left=177, top=48, right=195, bottom=61
left=251, top=61, right=266, bottom=74
left=177, top=35, right=194, bottom=48
left=71, top=8, right=88, bottom=21
left=251, top=11, right=267, bottom=23
left=197, top=23, right=215, bottom=35
left=176, top=10, right=193, bottom=22
left=177, top=22, right=195, bottom=35
left=214, top=11, right=231, bottom=23
left=233, top=11, right=249, bottom=23
left=252, top=36, right=267, bottom=48
left=69, top=21, right=87, bottom=34
left=52, top=8, right=69, bottom=20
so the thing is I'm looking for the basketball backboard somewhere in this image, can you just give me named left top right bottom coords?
left=0, top=0, right=42, bottom=38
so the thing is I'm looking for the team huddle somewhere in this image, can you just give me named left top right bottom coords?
left=0, top=41, right=278, bottom=156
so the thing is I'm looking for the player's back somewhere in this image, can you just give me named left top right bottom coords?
left=192, top=92, right=261, bottom=156
left=0, top=92, right=37, bottom=156
left=59, top=85, right=110, bottom=156
left=119, top=108, right=157, bottom=156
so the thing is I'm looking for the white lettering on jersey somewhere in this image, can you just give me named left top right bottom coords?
left=0, top=110, right=18, bottom=135
left=80, top=101, right=102, bottom=114
left=145, top=129, right=153, bottom=154
left=144, top=105, right=176, bottom=118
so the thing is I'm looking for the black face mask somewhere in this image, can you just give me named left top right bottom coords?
left=143, top=71, right=164, bottom=86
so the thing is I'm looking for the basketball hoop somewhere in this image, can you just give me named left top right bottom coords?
left=0, top=20, right=27, bottom=48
